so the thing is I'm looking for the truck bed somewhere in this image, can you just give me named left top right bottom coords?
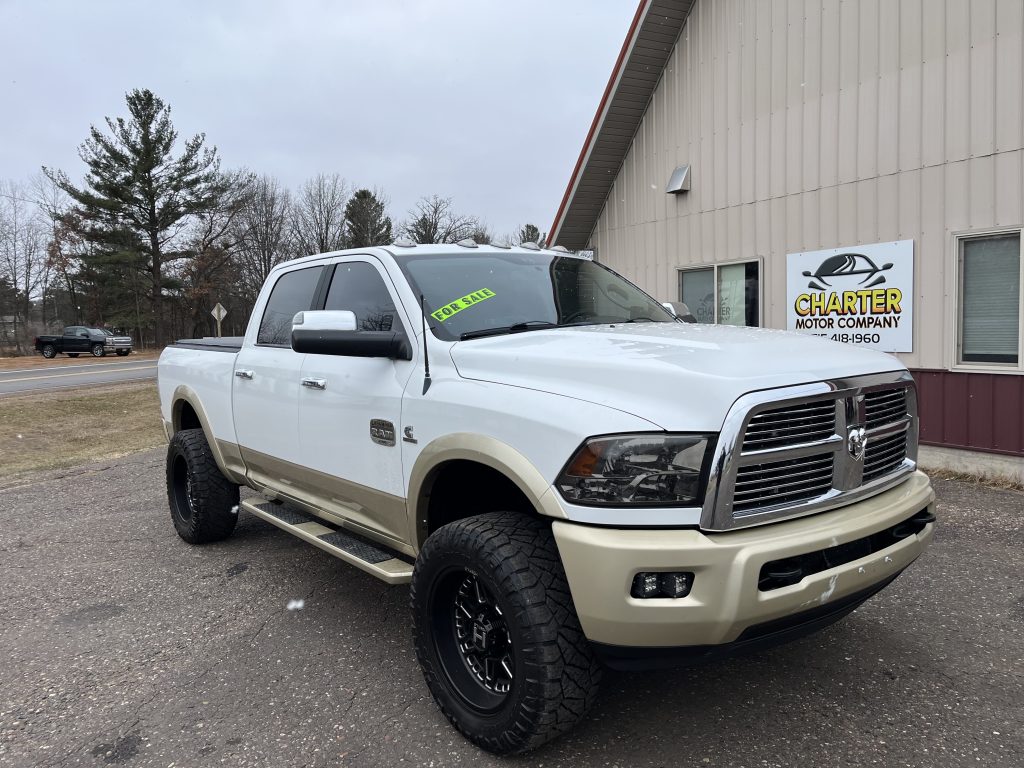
left=171, top=337, right=244, bottom=352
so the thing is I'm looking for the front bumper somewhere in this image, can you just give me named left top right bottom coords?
left=552, top=470, right=934, bottom=652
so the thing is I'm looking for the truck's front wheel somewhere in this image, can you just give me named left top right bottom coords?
left=411, top=512, right=601, bottom=755
left=166, top=428, right=238, bottom=544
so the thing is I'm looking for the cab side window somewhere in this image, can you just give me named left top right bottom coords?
left=324, top=262, right=398, bottom=331
left=257, top=266, right=323, bottom=346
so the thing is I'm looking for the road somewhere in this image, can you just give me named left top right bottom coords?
left=0, top=358, right=158, bottom=396
left=0, top=450, right=1021, bottom=768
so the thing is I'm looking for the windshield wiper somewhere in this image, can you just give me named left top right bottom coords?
left=459, top=321, right=558, bottom=341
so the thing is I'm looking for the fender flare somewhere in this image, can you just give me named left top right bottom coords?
left=407, top=432, right=567, bottom=549
left=168, top=385, right=247, bottom=485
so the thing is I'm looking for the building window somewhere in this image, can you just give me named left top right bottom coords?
left=678, top=261, right=760, bottom=326
left=958, top=233, right=1021, bottom=366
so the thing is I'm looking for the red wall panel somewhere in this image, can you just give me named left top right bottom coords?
left=910, top=369, right=1024, bottom=456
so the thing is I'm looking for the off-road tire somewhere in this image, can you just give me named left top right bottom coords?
left=67, top=353, right=79, bottom=358
left=41, top=344, right=56, bottom=359
left=411, top=512, right=601, bottom=754
left=166, top=428, right=239, bottom=544
left=91, top=344, right=105, bottom=357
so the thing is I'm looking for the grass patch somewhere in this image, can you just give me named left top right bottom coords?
left=926, top=468, right=1024, bottom=493
left=0, top=382, right=165, bottom=484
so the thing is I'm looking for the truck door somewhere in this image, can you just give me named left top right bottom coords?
left=66, top=327, right=89, bottom=353
left=296, top=258, right=416, bottom=545
left=232, top=264, right=324, bottom=492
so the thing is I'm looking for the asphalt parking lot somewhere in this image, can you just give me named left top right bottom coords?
left=1, top=448, right=1021, bottom=768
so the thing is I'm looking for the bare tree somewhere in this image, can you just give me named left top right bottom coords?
left=179, top=170, right=255, bottom=337
left=234, top=175, right=293, bottom=301
left=33, top=174, right=80, bottom=328
left=470, top=224, right=492, bottom=244
left=0, top=180, right=50, bottom=351
left=403, top=195, right=480, bottom=244
left=291, top=173, right=348, bottom=255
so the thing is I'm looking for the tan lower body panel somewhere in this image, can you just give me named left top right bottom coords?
left=239, top=446, right=412, bottom=554
left=553, top=471, right=935, bottom=648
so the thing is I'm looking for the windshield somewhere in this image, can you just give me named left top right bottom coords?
left=397, top=252, right=675, bottom=341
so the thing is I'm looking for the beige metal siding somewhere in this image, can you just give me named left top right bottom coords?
left=590, top=0, right=1024, bottom=370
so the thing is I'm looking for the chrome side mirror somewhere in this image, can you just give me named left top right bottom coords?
left=662, top=301, right=697, bottom=323
left=292, top=310, right=357, bottom=332
left=290, top=310, right=411, bottom=360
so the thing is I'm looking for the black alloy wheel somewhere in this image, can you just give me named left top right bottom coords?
left=432, top=568, right=515, bottom=712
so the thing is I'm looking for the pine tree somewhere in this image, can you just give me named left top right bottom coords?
left=343, top=189, right=392, bottom=248
left=44, top=89, right=226, bottom=346
left=516, top=223, right=544, bottom=246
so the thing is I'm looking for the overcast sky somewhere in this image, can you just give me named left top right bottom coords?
left=0, top=1, right=635, bottom=238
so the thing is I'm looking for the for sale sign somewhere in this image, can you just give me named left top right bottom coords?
left=786, top=240, right=914, bottom=353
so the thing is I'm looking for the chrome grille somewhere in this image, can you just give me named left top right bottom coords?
left=864, top=431, right=907, bottom=482
left=701, top=372, right=919, bottom=532
left=733, top=453, right=835, bottom=512
left=864, top=388, right=908, bottom=429
left=742, top=401, right=836, bottom=451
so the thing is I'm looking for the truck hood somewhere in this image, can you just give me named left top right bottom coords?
left=449, top=323, right=905, bottom=431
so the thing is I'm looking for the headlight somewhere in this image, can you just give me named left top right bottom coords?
left=556, top=433, right=715, bottom=506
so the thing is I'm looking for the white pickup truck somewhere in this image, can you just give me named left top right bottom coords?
left=158, top=242, right=935, bottom=754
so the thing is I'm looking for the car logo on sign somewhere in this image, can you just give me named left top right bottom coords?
left=847, top=426, right=867, bottom=461
left=802, top=253, right=894, bottom=291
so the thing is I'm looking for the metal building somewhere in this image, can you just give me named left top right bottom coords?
left=550, top=0, right=1024, bottom=480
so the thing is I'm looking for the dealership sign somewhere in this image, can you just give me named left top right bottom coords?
left=786, top=240, right=914, bottom=352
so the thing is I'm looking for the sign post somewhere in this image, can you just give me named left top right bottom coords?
left=211, top=302, right=227, bottom=338
left=786, top=240, right=914, bottom=353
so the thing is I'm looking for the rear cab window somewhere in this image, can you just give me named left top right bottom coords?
left=257, top=266, right=324, bottom=346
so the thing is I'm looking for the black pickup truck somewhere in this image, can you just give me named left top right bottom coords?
left=34, top=326, right=133, bottom=358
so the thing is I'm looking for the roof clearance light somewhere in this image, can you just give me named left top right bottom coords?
left=519, top=241, right=541, bottom=251
left=456, top=239, right=479, bottom=249
left=392, top=237, right=417, bottom=248
left=550, top=245, right=570, bottom=253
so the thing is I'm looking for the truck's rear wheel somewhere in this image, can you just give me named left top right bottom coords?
left=166, top=428, right=238, bottom=544
left=91, top=344, right=105, bottom=357
left=41, top=344, right=56, bottom=359
left=411, top=512, right=601, bottom=754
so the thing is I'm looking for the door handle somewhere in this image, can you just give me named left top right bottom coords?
left=235, top=369, right=254, bottom=379
left=301, top=377, right=327, bottom=390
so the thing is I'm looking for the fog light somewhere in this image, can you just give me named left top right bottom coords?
left=630, top=571, right=694, bottom=599
left=658, top=572, right=693, bottom=598
left=631, top=572, right=661, bottom=599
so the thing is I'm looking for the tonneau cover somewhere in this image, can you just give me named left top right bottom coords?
left=172, top=337, right=244, bottom=352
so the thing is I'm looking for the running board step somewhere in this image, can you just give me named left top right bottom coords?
left=240, top=498, right=413, bottom=584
